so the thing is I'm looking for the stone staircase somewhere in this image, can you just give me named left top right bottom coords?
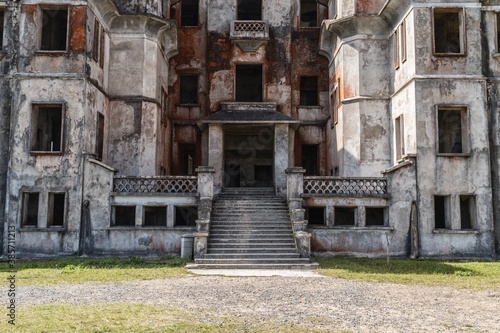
left=187, top=187, right=318, bottom=269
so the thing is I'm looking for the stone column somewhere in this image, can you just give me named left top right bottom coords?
left=286, top=167, right=305, bottom=201
left=196, top=166, right=215, bottom=233
left=208, top=124, right=224, bottom=194
left=274, top=124, right=290, bottom=196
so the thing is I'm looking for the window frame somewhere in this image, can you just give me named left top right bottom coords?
left=22, top=192, right=40, bottom=227
left=179, top=74, right=199, bottom=105
left=365, top=207, right=387, bottom=227
left=0, top=9, right=5, bottom=51
left=395, top=115, right=405, bottom=162
left=393, top=28, right=400, bottom=69
left=180, top=0, right=199, bottom=27
left=300, top=0, right=319, bottom=28
left=400, top=19, right=407, bottom=63
left=47, top=192, right=66, bottom=227
left=174, top=206, right=198, bottom=227
left=30, top=103, right=66, bottom=154
left=432, top=7, right=466, bottom=56
left=235, top=63, right=264, bottom=102
left=95, top=112, right=105, bottom=161
left=299, top=76, right=319, bottom=106
left=39, top=7, right=70, bottom=53
left=237, top=0, right=263, bottom=21
left=305, top=206, right=326, bottom=227
left=435, top=105, right=469, bottom=156
left=112, top=205, right=136, bottom=227
left=333, top=206, right=357, bottom=227
left=434, top=195, right=451, bottom=230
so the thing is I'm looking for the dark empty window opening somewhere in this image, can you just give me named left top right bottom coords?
left=306, top=207, right=325, bottom=226
left=48, top=193, right=65, bottom=227
left=434, top=195, right=449, bottom=229
left=238, top=0, right=262, bottom=20
left=0, top=11, right=4, bottom=50
left=302, top=145, right=319, bottom=176
left=114, top=206, right=135, bottom=227
left=236, top=64, right=263, bottom=102
left=460, top=195, right=475, bottom=230
left=93, top=19, right=100, bottom=62
left=497, top=13, right=500, bottom=52
left=22, top=193, right=39, bottom=227
left=301, top=0, right=318, bottom=27
left=41, top=9, right=68, bottom=51
left=96, top=112, right=105, bottom=160
left=300, top=76, right=318, bottom=106
left=395, top=115, right=405, bottom=161
left=144, top=206, right=166, bottom=227
left=438, top=108, right=464, bottom=154
left=366, top=208, right=385, bottom=226
left=179, top=144, right=196, bottom=175
left=32, top=105, right=63, bottom=152
left=433, top=9, right=462, bottom=54
left=181, top=0, right=198, bottom=27
left=180, top=75, right=198, bottom=104
left=335, top=207, right=356, bottom=226
left=175, top=206, right=198, bottom=226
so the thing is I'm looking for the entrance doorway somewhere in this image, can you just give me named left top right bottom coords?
left=224, top=127, right=274, bottom=187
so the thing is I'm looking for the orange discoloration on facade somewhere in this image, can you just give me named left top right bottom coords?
left=70, top=6, right=86, bottom=52
left=356, top=0, right=386, bottom=15
left=22, top=5, right=38, bottom=15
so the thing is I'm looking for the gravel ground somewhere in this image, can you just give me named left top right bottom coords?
left=13, top=274, right=500, bottom=332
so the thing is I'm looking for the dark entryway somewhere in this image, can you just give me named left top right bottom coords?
left=235, top=65, right=263, bottom=102
left=224, top=127, right=274, bottom=187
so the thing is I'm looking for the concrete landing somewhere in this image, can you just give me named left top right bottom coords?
left=187, top=269, right=323, bottom=277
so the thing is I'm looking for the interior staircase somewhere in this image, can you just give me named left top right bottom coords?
left=187, top=187, right=318, bottom=269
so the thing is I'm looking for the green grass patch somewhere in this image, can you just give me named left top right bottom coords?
left=0, top=257, right=190, bottom=286
left=315, top=257, right=500, bottom=289
left=0, top=303, right=340, bottom=333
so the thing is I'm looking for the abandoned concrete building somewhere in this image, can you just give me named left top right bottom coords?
left=1, top=0, right=500, bottom=266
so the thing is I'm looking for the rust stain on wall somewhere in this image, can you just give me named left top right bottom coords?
left=70, top=6, right=87, bottom=52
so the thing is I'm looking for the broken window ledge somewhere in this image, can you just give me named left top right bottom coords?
left=309, top=226, right=394, bottom=231
left=107, top=226, right=196, bottom=231
left=432, top=52, right=466, bottom=57
left=436, top=153, right=470, bottom=158
left=19, top=227, right=65, bottom=232
left=35, top=50, right=68, bottom=56
left=30, top=151, right=64, bottom=156
left=433, top=229, right=478, bottom=234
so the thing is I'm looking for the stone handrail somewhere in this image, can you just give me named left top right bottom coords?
left=113, top=176, right=198, bottom=194
left=230, top=20, right=269, bottom=39
left=303, top=177, right=387, bottom=196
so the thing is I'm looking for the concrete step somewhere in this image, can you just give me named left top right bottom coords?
left=210, top=235, right=294, bottom=240
left=208, top=242, right=295, bottom=246
left=210, top=228, right=293, bottom=233
left=186, top=263, right=319, bottom=270
left=193, top=258, right=312, bottom=265
left=203, top=253, right=301, bottom=259
left=207, top=247, right=298, bottom=253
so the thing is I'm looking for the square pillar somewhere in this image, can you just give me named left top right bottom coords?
left=208, top=124, right=224, bottom=194
left=274, top=124, right=290, bottom=196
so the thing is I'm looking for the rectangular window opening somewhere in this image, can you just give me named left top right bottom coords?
left=181, top=0, right=199, bottom=27
left=180, top=75, right=198, bottom=104
left=99, top=26, right=105, bottom=68
left=93, top=19, right=100, bottom=62
left=301, top=0, right=318, bottom=27
left=393, top=29, right=400, bottom=69
left=144, top=206, right=167, bottom=227
left=306, top=207, right=325, bottom=226
left=400, top=20, right=407, bottom=62
left=433, top=9, right=463, bottom=54
left=96, top=112, right=105, bottom=160
left=175, top=206, right=198, bottom=226
left=300, top=76, right=319, bottom=106
left=114, top=206, right=135, bottom=227
left=41, top=9, right=68, bottom=51
left=0, top=11, right=4, bottom=50
left=238, top=0, right=262, bottom=20
left=235, top=64, right=263, bottom=102
left=48, top=193, right=65, bottom=227
left=497, top=13, right=500, bottom=53
left=22, top=192, right=39, bottom=227
left=434, top=195, right=450, bottom=229
left=302, top=144, right=319, bottom=176
left=460, top=195, right=475, bottom=230
left=179, top=144, right=196, bottom=175
left=438, top=107, right=465, bottom=154
left=334, top=207, right=356, bottom=226
left=31, top=105, right=63, bottom=152
left=366, top=207, right=385, bottom=226
left=395, top=115, right=405, bottom=161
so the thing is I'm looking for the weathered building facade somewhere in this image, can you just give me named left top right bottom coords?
left=1, top=0, right=499, bottom=259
